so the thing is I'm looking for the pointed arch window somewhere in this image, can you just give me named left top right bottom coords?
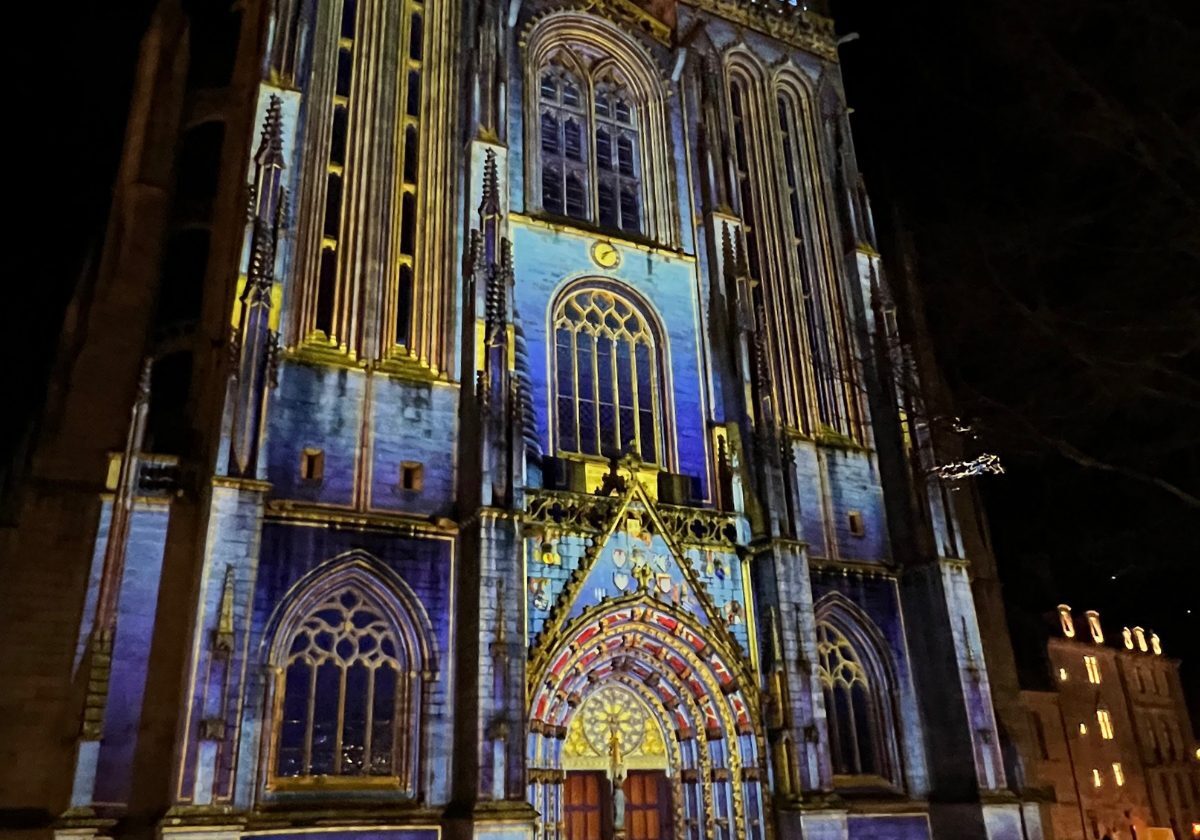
left=553, top=287, right=666, bottom=465
left=535, top=60, right=644, bottom=236
left=816, top=620, right=895, bottom=781
left=594, top=79, right=641, bottom=233
left=538, top=64, right=589, bottom=221
left=776, top=92, right=839, bottom=429
left=271, top=582, right=429, bottom=791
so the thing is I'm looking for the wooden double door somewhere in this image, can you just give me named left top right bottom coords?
left=564, top=770, right=673, bottom=840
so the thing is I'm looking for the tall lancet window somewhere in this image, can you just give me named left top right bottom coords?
left=312, top=0, right=360, bottom=340
left=553, top=287, right=666, bottom=465
left=288, top=0, right=435, bottom=362
left=535, top=60, right=646, bottom=236
left=271, top=576, right=432, bottom=794
left=594, top=79, right=641, bottom=233
left=777, top=93, right=838, bottom=428
left=393, top=0, right=424, bottom=348
left=538, top=63, right=589, bottom=221
left=728, top=78, right=764, bottom=284
left=817, top=620, right=890, bottom=780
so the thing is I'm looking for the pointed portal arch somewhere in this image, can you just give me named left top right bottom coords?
left=528, top=596, right=767, bottom=840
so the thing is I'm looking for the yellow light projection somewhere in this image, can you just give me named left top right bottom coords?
left=562, top=684, right=668, bottom=772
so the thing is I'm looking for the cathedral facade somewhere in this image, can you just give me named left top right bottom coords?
left=0, top=1, right=1050, bottom=839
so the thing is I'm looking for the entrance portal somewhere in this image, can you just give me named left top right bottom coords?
left=528, top=599, right=767, bottom=840
left=562, top=768, right=672, bottom=840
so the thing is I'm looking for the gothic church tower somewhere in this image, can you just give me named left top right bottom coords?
left=0, top=1, right=1048, bottom=839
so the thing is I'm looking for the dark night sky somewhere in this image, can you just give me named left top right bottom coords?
left=9, top=2, right=1199, bottom=717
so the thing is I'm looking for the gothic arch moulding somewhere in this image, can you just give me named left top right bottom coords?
left=813, top=591, right=904, bottom=786
left=546, top=278, right=677, bottom=470
left=527, top=596, right=767, bottom=840
left=259, top=551, right=439, bottom=797
left=521, top=9, right=678, bottom=244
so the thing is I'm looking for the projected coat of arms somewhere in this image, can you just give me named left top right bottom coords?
left=524, top=472, right=751, bottom=652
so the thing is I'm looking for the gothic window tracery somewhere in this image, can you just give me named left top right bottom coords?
left=776, top=92, right=839, bottom=429
left=594, top=79, right=642, bottom=233
left=538, top=63, right=590, bottom=221
left=271, top=581, right=427, bottom=792
left=533, top=61, right=645, bottom=235
left=816, top=620, right=894, bottom=781
left=553, top=287, right=666, bottom=465
left=722, top=59, right=866, bottom=440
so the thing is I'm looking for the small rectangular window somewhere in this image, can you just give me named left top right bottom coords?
left=1091, top=767, right=1103, bottom=788
left=400, top=193, right=416, bottom=256
left=1097, top=709, right=1114, bottom=739
left=848, top=511, right=866, bottom=537
left=330, top=106, right=349, bottom=167
left=301, top=448, right=324, bottom=482
left=316, top=248, right=338, bottom=337
left=1084, top=655, right=1101, bottom=684
left=400, top=462, right=423, bottom=492
left=1112, top=762, right=1124, bottom=786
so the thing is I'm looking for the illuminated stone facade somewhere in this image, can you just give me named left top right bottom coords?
left=1022, top=609, right=1200, bottom=839
left=0, top=1, right=1053, bottom=839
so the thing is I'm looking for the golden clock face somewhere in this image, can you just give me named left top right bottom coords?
left=591, top=240, right=621, bottom=269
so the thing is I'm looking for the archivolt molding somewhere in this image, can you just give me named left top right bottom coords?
left=529, top=595, right=761, bottom=739
left=520, top=7, right=679, bottom=245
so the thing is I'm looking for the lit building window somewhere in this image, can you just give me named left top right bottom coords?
left=816, top=620, right=897, bottom=781
left=1097, top=709, right=1114, bottom=740
left=1123, top=627, right=1134, bottom=649
left=1086, top=610, right=1103, bottom=643
left=272, top=583, right=429, bottom=790
left=553, top=286, right=666, bottom=464
left=593, top=79, right=642, bottom=234
left=1092, top=767, right=1103, bottom=788
left=1112, top=762, right=1125, bottom=786
left=538, top=63, right=590, bottom=222
left=1079, top=722, right=1088, bottom=736
left=1084, top=655, right=1101, bottom=684
left=1134, top=626, right=1148, bottom=652
left=1058, top=667, right=1069, bottom=682
left=1150, top=632, right=1162, bottom=655
left=536, top=61, right=643, bottom=235
left=1058, top=605, right=1075, bottom=638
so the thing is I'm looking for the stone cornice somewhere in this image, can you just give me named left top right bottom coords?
left=682, top=0, right=838, bottom=61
